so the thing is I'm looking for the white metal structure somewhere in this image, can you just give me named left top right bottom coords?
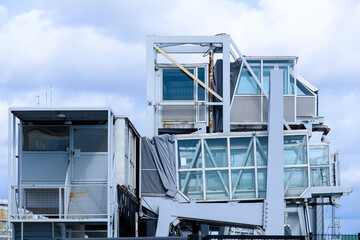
left=8, top=108, right=139, bottom=239
left=143, top=35, right=352, bottom=236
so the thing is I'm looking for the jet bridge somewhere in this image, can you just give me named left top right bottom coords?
left=142, top=35, right=352, bottom=237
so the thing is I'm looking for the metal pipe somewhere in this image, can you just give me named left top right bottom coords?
left=209, top=49, right=214, bottom=133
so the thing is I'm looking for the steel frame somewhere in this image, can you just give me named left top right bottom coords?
left=8, top=107, right=117, bottom=238
left=175, top=131, right=319, bottom=201
left=147, top=35, right=234, bottom=137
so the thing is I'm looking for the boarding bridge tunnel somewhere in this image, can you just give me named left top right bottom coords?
left=143, top=35, right=352, bottom=237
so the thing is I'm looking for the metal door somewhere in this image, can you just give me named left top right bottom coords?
left=70, top=126, right=108, bottom=182
left=67, top=126, right=108, bottom=218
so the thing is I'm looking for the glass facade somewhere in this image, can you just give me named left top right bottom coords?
left=163, top=67, right=206, bottom=101
left=179, top=171, right=203, bottom=200
left=235, top=60, right=295, bottom=96
left=178, top=139, right=202, bottom=169
left=309, top=145, right=331, bottom=187
left=236, top=64, right=261, bottom=95
left=230, top=137, right=254, bottom=167
left=177, top=134, right=332, bottom=201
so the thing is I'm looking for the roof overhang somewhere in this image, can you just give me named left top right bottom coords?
left=11, top=107, right=113, bottom=122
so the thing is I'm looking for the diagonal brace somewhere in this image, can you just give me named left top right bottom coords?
left=232, top=138, right=254, bottom=195
left=203, top=141, right=230, bottom=196
left=155, top=46, right=223, bottom=102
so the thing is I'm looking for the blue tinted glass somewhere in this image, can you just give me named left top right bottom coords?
left=263, top=67, right=270, bottom=94
left=283, top=135, right=307, bottom=165
left=230, top=137, right=254, bottom=167
left=236, top=65, right=261, bottom=95
left=280, top=66, right=289, bottom=94
left=204, top=138, right=228, bottom=168
left=263, top=64, right=293, bottom=95
left=197, top=67, right=205, bottom=101
left=296, top=82, right=313, bottom=96
left=163, top=68, right=194, bottom=100
left=289, top=75, right=295, bottom=94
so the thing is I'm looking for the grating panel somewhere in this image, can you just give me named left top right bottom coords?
left=284, top=96, right=295, bottom=122
left=72, top=154, right=108, bottom=181
left=162, top=105, right=195, bottom=121
left=73, top=128, right=107, bottom=152
left=231, top=96, right=261, bottom=122
left=297, top=96, right=316, bottom=117
left=24, top=189, right=59, bottom=215
left=67, top=185, right=107, bottom=218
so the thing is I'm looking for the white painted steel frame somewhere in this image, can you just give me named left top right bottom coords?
left=8, top=107, right=116, bottom=238
left=264, top=68, right=284, bottom=235
left=159, top=65, right=209, bottom=125
left=176, top=131, right=313, bottom=202
left=147, top=35, right=235, bottom=137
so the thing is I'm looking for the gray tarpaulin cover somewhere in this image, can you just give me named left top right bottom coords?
left=141, top=134, right=177, bottom=197
left=213, top=58, right=242, bottom=132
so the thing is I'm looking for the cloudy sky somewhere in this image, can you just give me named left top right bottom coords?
left=0, top=0, right=359, bottom=233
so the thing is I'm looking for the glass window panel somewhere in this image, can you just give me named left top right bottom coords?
left=311, top=167, right=330, bottom=187
left=230, top=137, right=254, bottom=167
left=289, top=75, right=295, bottom=95
left=297, top=81, right=314, bottom=96
left=73, top=128, right=107, bottom=152
left=205, top=170, right=229, bottom=200
left=256, top=137, right=268, bottom=166
left=197, top=67, right=205, bottom=101
left=179, top=171, right=203, bottom=200
left=231, top=169, right=255, bottom=198
left=23, top=126, right=69, bottom=151
left=163, top=68, right=195, bottom=100
left=284, top=135, right=307, bottom=165
left=257, top=169, right=267, bottom=198
left=178, top=139, right=202, bottom=169
left=309, top=145, right=329, bottom=165
left=204, top=138, right=228, bottom=168
left=280, top=66, right=289, bottom=94
left=284, top=167, right=308, bottom=197
left=263, top=64, right=293, bottom=95
left=263, top=74, right=270, bottom=95
left=236, top=65, right=261, bottom=95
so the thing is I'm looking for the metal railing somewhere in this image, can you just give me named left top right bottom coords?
left=48, top=233, right=360, bottom=240
left=9, top=184, right=108, bottom=220
left=309, top=234, right=360, bottom=240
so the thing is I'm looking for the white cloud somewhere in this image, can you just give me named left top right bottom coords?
left=0, top=7, right=145, bottom=90
left=163, top=0, right=360, bottom=84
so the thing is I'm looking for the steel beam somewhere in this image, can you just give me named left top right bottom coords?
left=265, top=67, right=284, bottom=235
left=146, top=35, right=157, bottom=137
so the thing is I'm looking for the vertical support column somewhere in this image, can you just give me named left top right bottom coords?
left=107, top=110, right=112, bottom=237
left=265, top=66, right=284, bottom=235
left=7, top=109, right=12, bottom=238
left=146, top=35, right=157, bottom=137
left=222, top=36, right=230, bottom=133
left=201, top=224, right=209, bottom=235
